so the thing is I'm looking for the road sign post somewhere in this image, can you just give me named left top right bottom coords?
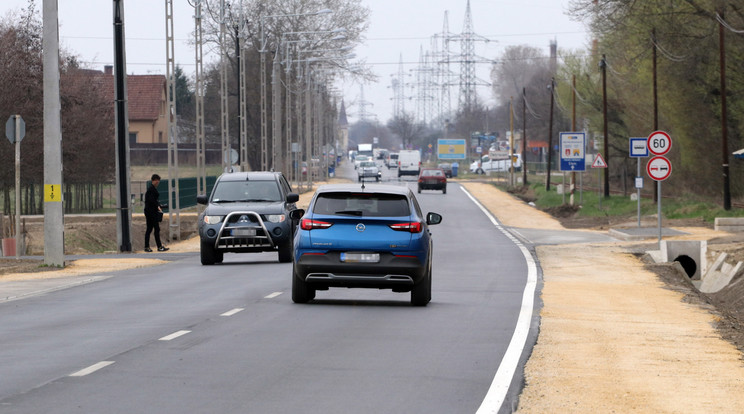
left=646, top=131, right=672, bottom=245
left=591, top=153, right=607, bottom=209
left=6, top=115, right=25, bottom=259
left=629, top=137, right=648, bottom=227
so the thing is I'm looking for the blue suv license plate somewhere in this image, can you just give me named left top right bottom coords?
left=340, top=253, right=380, bottom=263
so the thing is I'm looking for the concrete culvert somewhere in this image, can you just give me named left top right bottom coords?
left=674, top=255, right=697, bottom=278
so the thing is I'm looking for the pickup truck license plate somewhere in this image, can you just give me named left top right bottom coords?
left=340, top=253, right=380, bottom=263
left=232, top=228, right=256, bottom=236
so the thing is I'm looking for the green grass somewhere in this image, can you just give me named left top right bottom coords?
left=501, top=181, right=744, bottom=223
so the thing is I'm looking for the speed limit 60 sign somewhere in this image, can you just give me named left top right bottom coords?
left=647, top=131, right=671, bottom=156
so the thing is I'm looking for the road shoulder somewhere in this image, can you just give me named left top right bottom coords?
left=461, top=182, right=744, bottom=413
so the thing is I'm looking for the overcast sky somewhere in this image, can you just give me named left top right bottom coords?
left=1, top=0, right=589, bottom=124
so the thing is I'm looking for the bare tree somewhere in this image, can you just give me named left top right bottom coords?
left=387, top=112, right=426, bottom=149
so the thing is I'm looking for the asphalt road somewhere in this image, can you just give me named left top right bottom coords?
left=0, top=161, right=537, bottom=413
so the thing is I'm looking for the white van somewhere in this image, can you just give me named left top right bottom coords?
left=386, top=152, right=399, bottom=169
left=397, top=150, right=421, bottom=177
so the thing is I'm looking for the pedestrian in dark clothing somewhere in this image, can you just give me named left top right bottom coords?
left=144, top=174, right=169, bottom=252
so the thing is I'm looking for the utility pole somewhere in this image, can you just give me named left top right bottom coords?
left=305, top=62, right=312, bottom=189
left=546, top=77, right=554, bottom=191
left=219, top=0, right=230, bottom=172
left=194, top=0, right=206, bottom=197
left=570, top=75, right=576, bottom=205
left=165, top=0, right=180, bottom=241
left=112, top=0, right=131, bottom=254
left=238, top=1, right=248, bottom=171
left=652, top=28, right=659, bottom=202
left=271, top=50, right=282, bottom=171
left=719, top=9, right=731, bottom=210
left=522, top=87, right=527, bottom=186
left=260, top=20, right=268, bottom=170
left=42, top=0, right=65, bottom=264
left=600, top=54, right=609, bottom=198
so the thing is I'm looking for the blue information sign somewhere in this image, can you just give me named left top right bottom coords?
left=629, top=137, right=648, bottom=158
left=559, top=132, right=586, bottom=172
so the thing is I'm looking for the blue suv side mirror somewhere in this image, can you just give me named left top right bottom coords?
left=426, top=212, right=442, bottom=225
left=289, top=209, right=305, bottom=220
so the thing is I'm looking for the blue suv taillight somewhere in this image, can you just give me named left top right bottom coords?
left=389, top=222, right=422, bottom=233
left=301, top=218, right=333, bottom=230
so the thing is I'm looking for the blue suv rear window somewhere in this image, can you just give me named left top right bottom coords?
left=314, top=192, right=410, bottom=217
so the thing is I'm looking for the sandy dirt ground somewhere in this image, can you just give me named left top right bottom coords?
left=460, top=182, right=744, bottom=413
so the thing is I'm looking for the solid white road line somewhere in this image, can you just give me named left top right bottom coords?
left=69, top=361, right=115, bottom=377
left=221, top=308, right=245, bottom=316
left=460, top=186, right=538, bottom=414
left=264, top=292, right=283, bottom=299
left=159, top=330, right=191, bottom=341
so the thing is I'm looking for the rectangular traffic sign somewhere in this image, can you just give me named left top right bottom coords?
left=559, top=132, right=586, bottom=172
left=629, top=137, right=648, bottom=157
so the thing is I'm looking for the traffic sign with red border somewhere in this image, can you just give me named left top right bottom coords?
left=647, top=131, right=671, bottom=156
left=647, top=156, right=672, bottom=181
left=591, top=153, right=607, bottom=168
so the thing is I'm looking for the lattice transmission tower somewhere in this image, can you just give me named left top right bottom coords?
left=450, top=0, right=492, bottom=111
left=390, top=54, right=408, bottom=119
left=356, top=85, right=375, bottom=122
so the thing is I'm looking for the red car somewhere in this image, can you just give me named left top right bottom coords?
left=418, top=168, right=447, bottom=194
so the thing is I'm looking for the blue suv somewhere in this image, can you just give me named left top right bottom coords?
left=289, top=184, right=442, bottom=306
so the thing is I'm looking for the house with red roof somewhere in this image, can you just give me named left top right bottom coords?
left=102, top=65, right=168, bottom=144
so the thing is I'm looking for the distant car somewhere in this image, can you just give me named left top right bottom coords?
left=196, top=172, right=301, bottom=265
left=354, top=155, right=370, bottom=170
left=358, top=160, right=381, bottom=182
left=418, top=168, right=447, bottom=194
left=437, top=163, right=453, bottom=178
left=289, top=184, right=442, bottom=306
left=386, top=152, right=399, bottom=169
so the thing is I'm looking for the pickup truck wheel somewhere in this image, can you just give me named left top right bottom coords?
left=411, top=263, right=431, bottom=306
left=215, top=251, right=224, bottom=263
left=477, top=168, right=484, bottom=175
left=292, top=269, right=315, bottom=303
left=442, top=186, right=447, bottom=194
left=200, top=240, right=217, bottom=265
left=278, top=240, right=293, bottom=263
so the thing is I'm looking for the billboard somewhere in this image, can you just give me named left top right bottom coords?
left=437, top=139, right=466, bottom=160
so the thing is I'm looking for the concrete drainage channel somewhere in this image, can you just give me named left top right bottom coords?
left=643, top=217, right=744, bottom=294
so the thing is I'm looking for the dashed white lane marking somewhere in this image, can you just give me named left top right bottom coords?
left=221, top=308, right=244, bottom=316
left=69, top=361, right=115, bottom=377
left=265, top=292, right=283, bottom=299
left=159, top=330, right=191, bottom=341
left=460, top=186, right=538, bottom=414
